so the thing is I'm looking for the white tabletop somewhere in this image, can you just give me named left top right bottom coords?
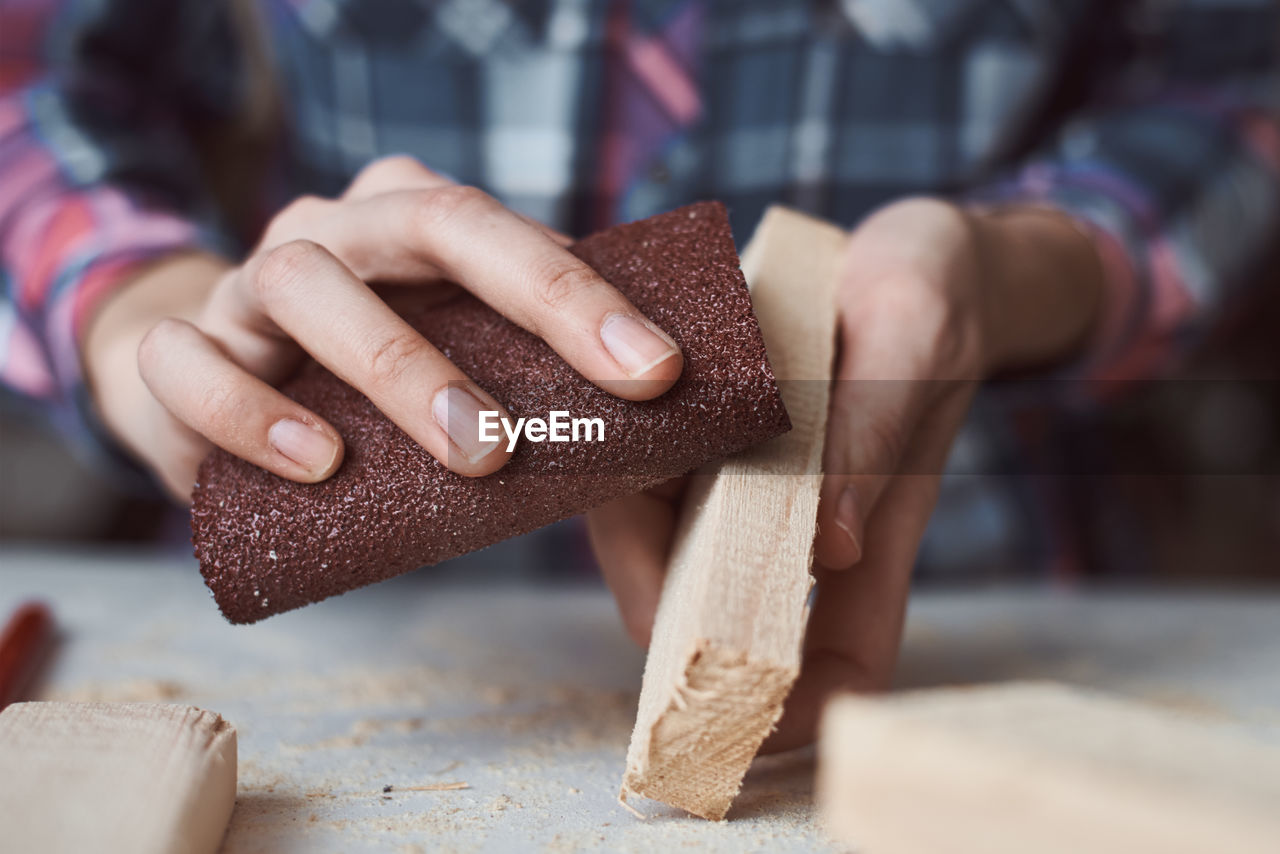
left=3, top=545, right=1278, bottom=852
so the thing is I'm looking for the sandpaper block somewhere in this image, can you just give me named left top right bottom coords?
left=0, top=701, right=237, bottom=854
left=192, top=202, right=791, bottom=623
left=818, top=683, right=1280, bottom=854
left=620, top=207, right=847, bottom=819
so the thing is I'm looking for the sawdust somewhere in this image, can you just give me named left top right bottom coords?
left=487, top=794, right=517, bottom=813
left=44, top=604, right=828, bottom=852
left=46, top=683, right=828, bottom=854
left=290, top=716, right=427, bottom=751
left=47, top=678, right=185, bottom=703
left=17, top=553, right=1276, bottom=853
left=221, top=694, right=829, bottom=852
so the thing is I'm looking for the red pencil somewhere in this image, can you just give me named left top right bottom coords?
left=0, top=601, right=55, bottom=710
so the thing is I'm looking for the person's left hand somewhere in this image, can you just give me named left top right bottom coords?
left=587, top=197, right=1103, bottom=750
left=82, top=156, right=684, bottom=500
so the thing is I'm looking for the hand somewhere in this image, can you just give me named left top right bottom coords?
left=83, top=156, right=684, bottom=499
left=588, top=197, right=1104, bottom=749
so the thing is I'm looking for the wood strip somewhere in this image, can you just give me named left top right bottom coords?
left=0, top=702, right=237, bottom=854
left=818, top=683, right=1280, bottom=854
left=621, top=207, right=847, bottom=820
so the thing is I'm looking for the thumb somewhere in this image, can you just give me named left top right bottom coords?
left=815, top=373, right=927, bottom=569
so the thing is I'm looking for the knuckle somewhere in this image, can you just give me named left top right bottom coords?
left=860, top=415, right=907, bottom=476
left=413, top=184, right=491, bottom=232
left=137, top=317, right=189, bottom=375
left=832, top=390, right=909, bottom=476
left=358, top=154, right=425, bottom=184
left=861, top=276, right=977, bottom=375
left=360, top=328, right=427, bottom=389
left=261, top=196, right=330, bottom=246
left=532, top=262, right=601, bottom=313
left=197, top=377, right=246, bottom=431
left=872, top=274, right=947, bottom=325
left=826, top=386, right=859, bottom=430
left=896, top=287, right=976, bottom=375
left=253, top=239, right=325, bottom=305
left=279, top=194, right=329, bottom=223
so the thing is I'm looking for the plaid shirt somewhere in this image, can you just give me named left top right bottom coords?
left=2, top=0, right=1278, bottom=577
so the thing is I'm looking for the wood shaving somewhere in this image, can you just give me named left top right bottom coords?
left=388, top=782, right=470, bottom=793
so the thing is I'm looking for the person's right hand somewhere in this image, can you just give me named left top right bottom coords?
left=587, top=198, right=1107, bottom=751
left=83, top=156, right=684, bottom=499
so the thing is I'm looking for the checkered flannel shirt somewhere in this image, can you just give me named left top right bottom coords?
left=2, top=0, right=1278, bottom=577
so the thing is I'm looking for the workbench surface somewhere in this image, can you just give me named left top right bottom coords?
left=3, top=545, right=1278, bottom=853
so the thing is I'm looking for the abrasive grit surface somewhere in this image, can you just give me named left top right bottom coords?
left=192, top=202, right=791, bottom=623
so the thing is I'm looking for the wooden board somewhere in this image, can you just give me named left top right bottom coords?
left=620, top=207, right=846, bottom=820
left=0, top=702, right=237, bottom=854
left=818, top=682, right=1280, bottom=854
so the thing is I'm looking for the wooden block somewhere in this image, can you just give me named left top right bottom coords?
left=818, top=683, right=1280, bottom=854
left=0, top=702, right=237, bottom=854
left=621, top=207, right=847, bottom=820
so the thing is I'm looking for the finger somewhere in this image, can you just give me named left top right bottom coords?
left=765, top=393, right=971, bottom=753
left=144, top=399, right=217, bottom=503
left=815, top=271, right=974, bottom=570
left=587, top=480, right=687, bottom=647
left=304, top=187, right=684, bottom=400
left=343, top=155, right=572, bottom=245
left=342, top=155, right=456, bottom=201
left=257, top=195, right=341, bottom=253
left=762, top=479, right=934, bottom=754
left=225, top=239, right=513, bottom=476
left=814, top=340, right=932, bottom=570
left=137, top=317, right=345, bottom=484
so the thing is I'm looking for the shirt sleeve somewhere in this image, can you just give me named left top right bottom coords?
left=968, top=0, right=1280, bottom=395
left=0, top=0, right=241, bottom=457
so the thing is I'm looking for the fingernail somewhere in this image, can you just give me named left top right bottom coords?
left=269, top=418, right=339, bottom=475
left=432, top=384, right=502, bottom=464
left=835, top=486, right=862, bottom=561
left=600, top=313, right=680, bottom=378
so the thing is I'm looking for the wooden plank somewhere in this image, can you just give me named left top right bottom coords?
left=621, top=207, right=846, bottom=820
left=0, top=701, right=237, bottom=854
left=818, top=683, right=1280, bottom=854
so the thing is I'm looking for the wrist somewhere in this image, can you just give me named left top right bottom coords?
left=970, top=205, right=1106, bottom=376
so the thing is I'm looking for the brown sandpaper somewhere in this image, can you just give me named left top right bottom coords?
left=191, top=202, right=791, bottom=623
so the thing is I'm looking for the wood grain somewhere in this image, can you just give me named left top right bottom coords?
left=0, top=701, right=237, bottom=854
left=818, top=683, right=1280, bottom=854
left=621, top=207, right=847, bottom=820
